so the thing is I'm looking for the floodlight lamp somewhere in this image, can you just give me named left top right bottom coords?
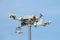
left=16, top=27, right=23, bottom=34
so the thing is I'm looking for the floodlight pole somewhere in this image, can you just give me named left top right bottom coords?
left=28, top=24, right=31, bottom=40
left=9, top=13, right=51, bottom=40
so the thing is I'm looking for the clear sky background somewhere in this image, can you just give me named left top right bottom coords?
left=0, top=0, right=60, bottom=40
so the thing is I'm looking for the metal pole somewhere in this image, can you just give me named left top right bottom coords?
left=28, top=25, right=31, bottom=40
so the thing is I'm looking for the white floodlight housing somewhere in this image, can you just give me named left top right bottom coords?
left=23, top=14, right=34, bottom=19
left=16, top=29, right=23, bottom=34
left=35, top=18, right=51, bottom=26
left=8, top=13, right=16, bottom=20
left=16, top=27, right=23, bottom=34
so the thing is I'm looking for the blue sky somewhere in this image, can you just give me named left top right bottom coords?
left=0, top=0, right=60, bottom=40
